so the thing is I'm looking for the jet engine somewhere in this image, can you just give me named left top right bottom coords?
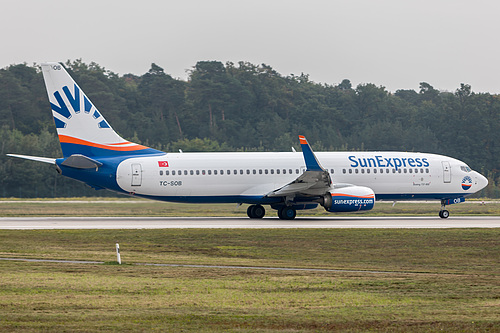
left=319, top=186, right=375, bottom=212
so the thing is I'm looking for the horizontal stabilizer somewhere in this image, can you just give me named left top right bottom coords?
left=61, top=154, right=103, bottom=169
left=7, top=154, right=56, bottom=164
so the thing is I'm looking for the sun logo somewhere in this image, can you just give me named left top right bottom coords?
left=461, top=176, right=473, bottom=190
left=50, top=84, right=109, bottom=129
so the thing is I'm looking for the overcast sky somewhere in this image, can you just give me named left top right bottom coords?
left=2, top=0, right=500, bottom=93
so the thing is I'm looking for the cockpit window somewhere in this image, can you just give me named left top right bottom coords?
left=460, top=165, right=472, bottom=173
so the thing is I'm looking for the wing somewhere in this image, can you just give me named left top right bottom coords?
left=267, top=136, right=332, bottom=197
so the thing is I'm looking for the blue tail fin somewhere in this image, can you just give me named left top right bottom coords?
left=41, top=63, right=162, bottom=157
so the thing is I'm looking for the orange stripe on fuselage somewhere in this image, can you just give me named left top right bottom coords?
left=58, top=135, right=149, bottom=151
left=108, top=141, right=133, bottom=146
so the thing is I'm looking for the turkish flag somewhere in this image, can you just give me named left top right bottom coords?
left=158, top=161, right=169, bottom=167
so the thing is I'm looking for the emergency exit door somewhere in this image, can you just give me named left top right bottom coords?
left=442, top=161, right=451, bottom=183
left=131, top=164, right=142, bottom=186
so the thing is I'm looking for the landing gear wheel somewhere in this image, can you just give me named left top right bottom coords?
left=278, top=206, right=296, bottom=220
left=439, top=210, right=449, bottom=219
left=439, top=199, right=450, bottom=219
left=247, top=205, right=265, bottom=219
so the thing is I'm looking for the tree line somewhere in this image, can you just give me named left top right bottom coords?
left=1, top=60, right=499, bottom=198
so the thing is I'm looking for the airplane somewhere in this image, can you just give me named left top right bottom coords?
left=7, top=62, right=488, bottom=220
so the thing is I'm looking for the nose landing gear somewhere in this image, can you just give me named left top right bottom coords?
left=439, top=199, right=449, bottom=218
left=439, top=209, right=450, bottom=218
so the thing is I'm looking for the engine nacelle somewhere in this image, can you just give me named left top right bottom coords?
left=320, top=186, right=375, bottom=212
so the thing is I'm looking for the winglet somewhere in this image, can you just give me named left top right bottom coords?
left=298, top=135, right=324, bottom=172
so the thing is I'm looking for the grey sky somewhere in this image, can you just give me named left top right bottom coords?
left=2, top=0, right=500, bottom=93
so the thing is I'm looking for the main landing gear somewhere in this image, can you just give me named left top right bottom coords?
left=277, top=206, right=296, bottom=220
left=439, top=200, right=450, bottom=219
left=247, top=204, right=266, bottom=219
left=246, top=204, right=297, bottom=220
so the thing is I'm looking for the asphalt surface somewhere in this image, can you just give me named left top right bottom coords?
left=0, top=216, right=499, bottom=229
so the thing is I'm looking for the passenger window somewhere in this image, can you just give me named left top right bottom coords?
left=214, top=170, right=218, bottom=175
left=252, top=169, right=256, bottom=175
left=159, top=170, right=163, bottom=175
left=240, top=170, right=243, bottom=175
left=367, top=169, right=370, bottom=174
left=246, top=170, right=250, bottom=175
left=374, top=169, right=377, bottom=174
left=166, top=170, right=170, bottom=176
left=296, top=169, right=299, bottom=174
left=172, top=170, right=176, bottom=176
left=420, top=168, right=423, bottom=173
left=343, top=169, right=346, bottom=174
left=283, top=169, right=286, bottom=174
left=259, top=169, right=262, bottom=174
left=349, top=169, right=352, bottom=174
left=202, top=170, right=206, bottom=175
left=398, top=169, right=402, bottom=173
left=361, top=169, right=365, bottom=174
left=277, top=169, right=280, bottom=174
left=409, top=169, right=412, bottom=173
left=355, top=169, right=359, bottom=174
left=190, top=170, right=194, bottom=175
left=271, top=169, right=274, bottom=174
left=330, top=169, right=334, bottom=174
left=208, top=170, right=212, bottom=175
left=265, top=169, right=268, bottom=174
left=426, top=168, right=429, bottom=173
left=196, top=170, right=200, bottom=175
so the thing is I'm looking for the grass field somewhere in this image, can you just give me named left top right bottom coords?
left=0, top=197, right=499, bottom=217
left=0, top=228, right=499, bottom=332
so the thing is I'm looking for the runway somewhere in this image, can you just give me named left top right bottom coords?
left=0, top=216, right=499, bottom=229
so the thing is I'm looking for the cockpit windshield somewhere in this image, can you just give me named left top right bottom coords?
left=460, top=165, right=472, bottom=173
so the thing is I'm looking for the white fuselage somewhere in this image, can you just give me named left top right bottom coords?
left=115, top=151, right=487, bottom=203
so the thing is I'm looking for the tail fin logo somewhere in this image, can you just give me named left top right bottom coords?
left=51, top=84, right=110, bottom=130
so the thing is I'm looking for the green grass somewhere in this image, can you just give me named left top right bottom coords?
left=0, top=229, right=499, bottom=331
left=0, top=198, right=499, bottom=217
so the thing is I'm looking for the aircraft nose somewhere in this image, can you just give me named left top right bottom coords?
left=475, top=172, right=488, bottom=191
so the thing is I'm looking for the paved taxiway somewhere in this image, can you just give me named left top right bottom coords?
left=0, top=216, right=499, bottom=229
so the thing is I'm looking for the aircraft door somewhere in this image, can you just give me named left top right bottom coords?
left=442, top=161, right=451, bottom=183
left=131, top=163, right=142, bottom=186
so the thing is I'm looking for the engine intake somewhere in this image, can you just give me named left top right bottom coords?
left=320, top=186, right=375, bottom=212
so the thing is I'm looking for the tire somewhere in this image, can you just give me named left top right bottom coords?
left=253, top=205, right=265, bottom=219
left=440, top=210, right=449, bottom=219
left=279, top=206, right=296, bottom=220
left=247, top=205, right=256, bottom=218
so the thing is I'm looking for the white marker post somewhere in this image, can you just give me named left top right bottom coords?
left=116, top=243, right=121, bottom=264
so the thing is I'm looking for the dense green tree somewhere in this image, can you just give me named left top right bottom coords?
left=1, top=60, right=499, bottom=197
